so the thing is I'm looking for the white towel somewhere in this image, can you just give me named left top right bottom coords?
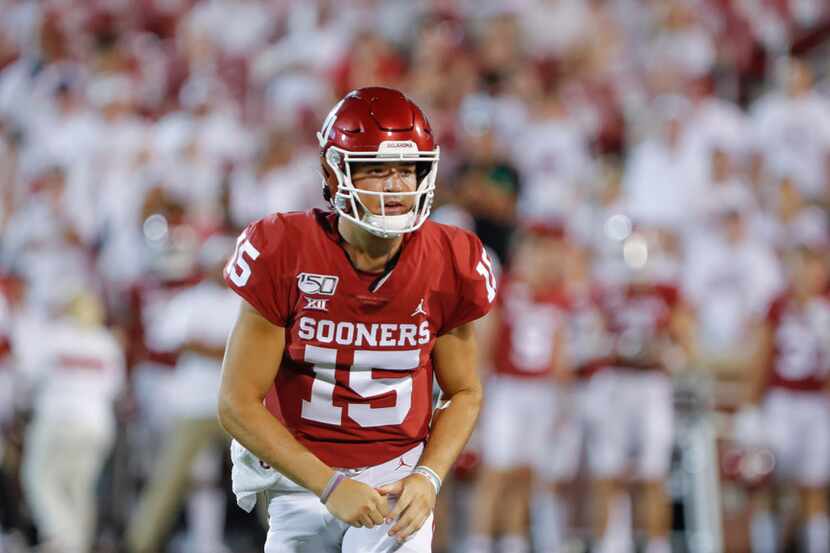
left=230, top=439, right=283, bottom=512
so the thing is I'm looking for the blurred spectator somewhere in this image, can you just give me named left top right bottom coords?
left=622, top=95, right=708, bottom=232
left=684, top=188, right=784, bottom=375
left=751, top=58, right=830, bottom=200
left=127, top=235, right=237, bottom=553
left=646, top=2, right=716, bottom=91
left=228, top=129, right=319, bottom=229
left=584, top=225, right=690, bottom=553
left=512, top=86, right=594, bottom=221
left=468, top=226, right=569, bottom=553
left=332, top=30, right=405, bottom=98
left=0, top=287, right=14, bottom=514
left=740, top=240, right=830, bottom=553
left=184, top=0, right=275, bottom=61
left=16, top=289, right=124, bottom=553
left=454, top=103, right=522, bottom=263
left=1, top=163, right=93, bottom=311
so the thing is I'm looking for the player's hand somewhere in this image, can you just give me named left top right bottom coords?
left=324, top=478, right=390, bottom=528
left=734, top=404, right=764, bottom=447
left=376, top=474, right=437, bottom=542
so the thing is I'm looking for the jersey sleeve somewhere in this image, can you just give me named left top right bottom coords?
left=439, top=230, right=497, bottom=334
left=223, top=214, right=293, bottom=327
left=655, top=284, right=680, bottom=307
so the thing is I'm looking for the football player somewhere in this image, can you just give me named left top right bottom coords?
left=742, top=240, right=830, bottom=553
left=16, top=288, right=125, bottom=553
left=586, top=227, right=691, bottom=553
left=127, top=235, right=239, bottom=553
left=218, top=87, right=496, bottom=553
left=467, top=223, right=570, bottom=553
left=534, top=243, right=606, bottom=553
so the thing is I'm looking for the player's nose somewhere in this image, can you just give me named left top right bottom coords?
left=383, top=172, right=406, bottom=192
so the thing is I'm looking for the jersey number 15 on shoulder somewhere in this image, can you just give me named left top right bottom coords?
left=227, top=238, right=261, bottom=287
left=476, top=248, right=497, bottom=303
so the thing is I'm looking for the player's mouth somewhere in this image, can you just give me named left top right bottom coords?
left=383, top=200, right=409, bottom=215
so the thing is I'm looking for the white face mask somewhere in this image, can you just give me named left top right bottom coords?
left=321, top=142, right=440, bottom=239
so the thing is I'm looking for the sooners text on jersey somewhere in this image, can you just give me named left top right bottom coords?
left=224, top=209, right=495, bottom=467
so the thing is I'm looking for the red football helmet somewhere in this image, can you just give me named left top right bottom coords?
left=317, top=87, right=439, bottom=238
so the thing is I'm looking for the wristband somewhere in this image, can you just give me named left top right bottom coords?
left=412, top=465, right=442, bottom=495
left=320, top=472, right=347, bottom=504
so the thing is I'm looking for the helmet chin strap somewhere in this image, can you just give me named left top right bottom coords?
left=334, top=191, right=418, bottom=238
left=362, top=211, right=417, bottom=238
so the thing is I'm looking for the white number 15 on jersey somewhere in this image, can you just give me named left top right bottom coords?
left=301, top=345, right=420, bottom=428
left=226, top=237, right=261, bottom=287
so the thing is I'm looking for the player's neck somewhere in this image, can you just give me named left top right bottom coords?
left=337, top=217, right=404, bottom=273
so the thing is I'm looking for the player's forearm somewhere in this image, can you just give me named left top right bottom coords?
left=218, top=397, right=334, bottom=496
left=745, top=324, right=772, bottom=405
left=417, top=386, right=482, bottom=482
left=746, top=368, right=767, bottom=405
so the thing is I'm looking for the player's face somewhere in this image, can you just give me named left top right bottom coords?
left=564, top=244, right=591, bottom=292
left=788, top=61, right=813, bottom=96
left=791, top=249, right=829, bottom=296
left=535, top=236, right=565, bottom=281
left=515, top=235, right=564, bottom=287
left=721, top=211, right=744, bottom=242
left=350, top=162, right=418, bottom=216
left=57, top=292, right=105, bottom=328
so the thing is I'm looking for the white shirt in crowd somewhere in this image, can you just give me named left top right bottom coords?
left=2, top=197, right=91, bottom=309
left=13, top=317, right=125, bottom=431
left=751, top=90, right=830, bottom=198
left=512, top=117, right=594, bottom=220
left=185, top=0, right=275, bottom=57
left=229, top=151, right=320, bottom=229
left=155, top=280, right=240, bottom=418
left=622, top=136, right=707, bottom=231
left=683, top=232, right=783, bottom=354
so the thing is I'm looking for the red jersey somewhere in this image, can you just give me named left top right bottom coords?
left=596, top=284, right=679, bottom=372
left=766, top=293, right=830, bottom=392
left=224, top=209, right=495, bottom=468
left=0, top=300, right=10, bottom=367
left=565, top=289, right=614, bottom=379
left=492, top=278, right=569, bottom=379
left=126, top=275, right=200, bottom=369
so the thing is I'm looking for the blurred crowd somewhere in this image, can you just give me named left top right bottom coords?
left=2, top=0, right=830, bottom=552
